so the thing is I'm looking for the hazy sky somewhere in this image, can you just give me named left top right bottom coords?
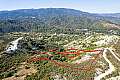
left=0, top=0, right=120, bottom=13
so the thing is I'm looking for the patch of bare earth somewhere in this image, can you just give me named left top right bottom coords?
left=2, top=62, right=37, bottom=80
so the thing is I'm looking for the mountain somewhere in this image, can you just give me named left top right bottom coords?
left=0, top=8, right=120, bottom=34
left=100, top=13, right=120, bottom=18
left=0, top=8, right=95, bottom=19
left=0, top=8, right=102, bottom=21
left=99, top=13, right=120, bottom=24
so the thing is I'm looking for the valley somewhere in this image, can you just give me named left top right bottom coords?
left=0, top=8, right=120, bottom=80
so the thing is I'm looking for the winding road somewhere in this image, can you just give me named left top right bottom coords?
left=95, top=48, right=120, bottom=80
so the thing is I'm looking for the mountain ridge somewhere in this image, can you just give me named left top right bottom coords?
left=0, top=8, right=120, bottom=34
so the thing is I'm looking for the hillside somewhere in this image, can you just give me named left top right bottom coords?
left=1, top=8, right=120, bottom=80
left=0, top=8, right=119, bottom=34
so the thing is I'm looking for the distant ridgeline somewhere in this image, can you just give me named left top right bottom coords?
left=0, top=8, right=120, bottom=35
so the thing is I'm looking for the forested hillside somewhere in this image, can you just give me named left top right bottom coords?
left=0, top=8, right=119, bottom=34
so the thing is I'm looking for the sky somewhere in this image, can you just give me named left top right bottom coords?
left=0, top=0, right=120, bottom=13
